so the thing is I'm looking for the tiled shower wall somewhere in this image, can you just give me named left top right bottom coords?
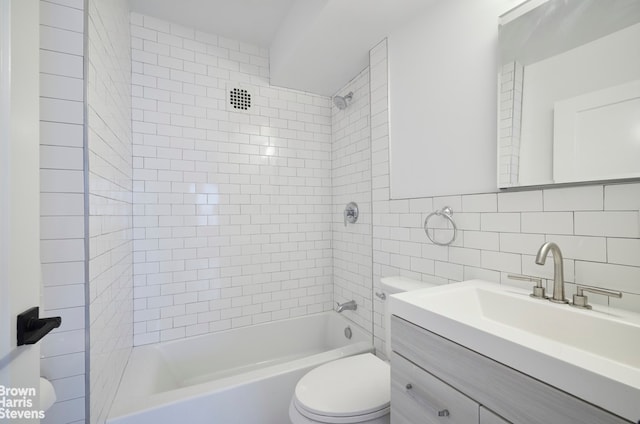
left=369, top=39, right=640, bottom=357
left=87, top=0, right=133, bottom=423
left=331, top=69, right=373, bottom=333
left=130, top=14, right=333, bottom=345
left=39, top=0, right=86, bottom=422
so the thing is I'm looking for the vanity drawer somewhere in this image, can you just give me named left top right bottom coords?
left=391, top=352, right=479, bottom=424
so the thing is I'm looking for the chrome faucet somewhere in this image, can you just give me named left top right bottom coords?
left=336, top=300, right=357, bottom=313
left=535, top=242, right=568, bottom=304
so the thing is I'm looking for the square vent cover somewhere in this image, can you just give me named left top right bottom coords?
left=226, top=84, right=254, bottom=111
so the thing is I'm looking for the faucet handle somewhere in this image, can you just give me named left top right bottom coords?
left=572, top=285, right=622, bottom=309
left=343, top=202, right=359, bottom=227
left=507, top=274, right=545, bottom=299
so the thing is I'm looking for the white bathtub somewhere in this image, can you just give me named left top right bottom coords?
left=107, top=312, right=372, bottom=424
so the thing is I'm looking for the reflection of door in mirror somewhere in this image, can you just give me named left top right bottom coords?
left=498, top=0, right=640, bottom=188
left=554, top=80, right=640, bottom=183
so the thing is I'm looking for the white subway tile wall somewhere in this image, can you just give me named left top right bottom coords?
left=332, top=69, right=373, bottom=333
left=87, top=1, right=133, bottom=423
left=39, top=0, right=86, bottom=422
left=131, top=14, right=333, bottom=345
left=498, top=61, right=524, bottom=187
left=369, top=39, right=640, bottom=358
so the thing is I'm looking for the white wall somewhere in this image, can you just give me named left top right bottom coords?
left=387, top=0, right=521, bottom=198
left=87, top=0, right=133, bottom=423
left=39, top=0, right=86, bottom=422
left=130, top=14, right=333, bottom=345
left=332, top=68, right=373, bottom=333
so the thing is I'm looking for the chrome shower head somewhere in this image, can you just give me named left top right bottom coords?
left=333, top=91, right=353, bottom=110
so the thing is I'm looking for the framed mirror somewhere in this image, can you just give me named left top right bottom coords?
left=497, top=0, right=640, bottom=188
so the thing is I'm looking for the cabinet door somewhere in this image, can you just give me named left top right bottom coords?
left=391, top=353, right=479, bottom=424
left=480, top=406, right=511, bottom=424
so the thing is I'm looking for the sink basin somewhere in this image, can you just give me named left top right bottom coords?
left=390, top=279, right=640, bottom=422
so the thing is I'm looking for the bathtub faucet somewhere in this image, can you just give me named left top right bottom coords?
left=335, top=300, right=357, bottom=313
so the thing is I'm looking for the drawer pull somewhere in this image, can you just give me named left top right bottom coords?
left=405, top=382, right=451, bottom=418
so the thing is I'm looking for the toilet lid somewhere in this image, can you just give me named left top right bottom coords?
left=294, top=353, right=390, bottom=421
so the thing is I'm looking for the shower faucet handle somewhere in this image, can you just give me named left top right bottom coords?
left=344, top=202, right=359, bottom=227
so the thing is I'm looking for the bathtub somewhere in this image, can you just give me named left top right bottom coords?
left=107, top=312, right=372, bottom=424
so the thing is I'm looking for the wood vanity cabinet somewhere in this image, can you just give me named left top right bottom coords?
left=390, top=316, right=632, bottom=424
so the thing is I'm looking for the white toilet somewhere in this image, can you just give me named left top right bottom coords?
left=289, top=277, right=436, bottom=424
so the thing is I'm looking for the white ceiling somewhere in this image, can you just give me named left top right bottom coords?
left=129, top=0, right=433, bottom=96
left=129, top=0, right=295, bottom=47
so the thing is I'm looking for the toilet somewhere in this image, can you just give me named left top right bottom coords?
left=289, top=277, right=436, bottom=424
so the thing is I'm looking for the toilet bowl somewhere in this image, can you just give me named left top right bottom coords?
left=289, top=277, right=436, bottom=424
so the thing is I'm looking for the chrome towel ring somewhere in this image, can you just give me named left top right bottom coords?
left=424, top=206, right=457, bottom=246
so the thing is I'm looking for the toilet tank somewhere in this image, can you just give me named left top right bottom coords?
left=380, top=276, right=437, bottom=359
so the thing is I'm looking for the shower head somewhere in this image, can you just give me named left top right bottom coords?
left=333, top=91, right=353, bottom=110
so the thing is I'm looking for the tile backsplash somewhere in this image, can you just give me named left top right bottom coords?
left=130, top=14, right=333, bottom=345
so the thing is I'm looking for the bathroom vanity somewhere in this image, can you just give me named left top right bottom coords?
left=390, top=316, right=629, bottom=424
left=389, top=280, right=639, bottom=424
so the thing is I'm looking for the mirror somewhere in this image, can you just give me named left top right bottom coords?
left=497, top=0, right=640, bottom=188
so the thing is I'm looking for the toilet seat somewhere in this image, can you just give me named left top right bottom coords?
left=291, top=353, right=390, bottom=423
left=290, top=401, right=389, bottom=424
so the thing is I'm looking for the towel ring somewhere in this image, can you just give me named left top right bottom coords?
left=424, top=206, right=457, bottom=246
